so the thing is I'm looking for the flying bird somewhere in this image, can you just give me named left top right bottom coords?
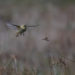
left=42, top=36, right=50, bottom=41
left=6, top=23, right=39, bottom=37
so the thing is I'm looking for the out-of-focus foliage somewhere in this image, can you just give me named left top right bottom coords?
left=1, top=0, right=75, bottom=7
left=0, top=0, right=75, bottom=75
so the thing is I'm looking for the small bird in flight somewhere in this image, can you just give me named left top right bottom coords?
left=6, top=23, right=39, bottom=37
left=42, top=36, right=50, bottom=41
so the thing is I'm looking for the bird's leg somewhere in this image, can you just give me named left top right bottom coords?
left=22, top=33, right=24, bottom=36
left=16, top=33, right=19, bottom=37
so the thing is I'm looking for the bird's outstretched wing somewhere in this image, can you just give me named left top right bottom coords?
left=6, top=23, right=20, bottom=30
left=27, top=25, right=40, bottom=27
left=26, top=24, right=40, bottom=31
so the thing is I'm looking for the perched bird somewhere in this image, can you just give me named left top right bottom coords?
left=6, top=23, right=39, bottom=37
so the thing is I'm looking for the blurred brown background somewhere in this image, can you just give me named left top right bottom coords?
left=0, top=0, right=75, bottom=75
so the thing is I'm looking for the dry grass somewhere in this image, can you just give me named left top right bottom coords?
left=0, top=49, right=74, bottom=75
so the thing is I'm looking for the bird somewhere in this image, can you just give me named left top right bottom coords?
left=42, top=36, right=49, bottom=41
left=6, top=23, right=39, bottom=37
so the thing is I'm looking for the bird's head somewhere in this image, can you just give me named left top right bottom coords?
left=20, top=25, right=26, bottom=29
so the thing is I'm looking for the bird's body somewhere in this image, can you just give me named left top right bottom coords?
left=13, top=24, right=27, bottom=37
left=16, top=27, right=27, bottom=37
left=6, top=23, right=39, bottom=37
